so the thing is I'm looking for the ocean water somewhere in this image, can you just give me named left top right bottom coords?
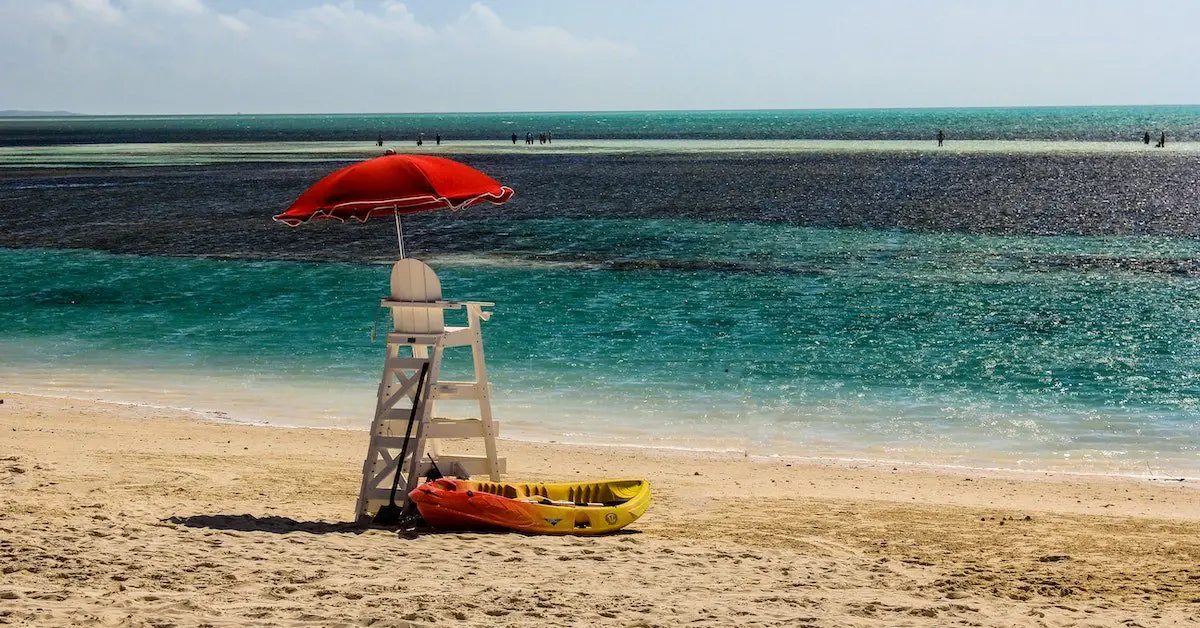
left=3, top=105, right=1200, bottom=144
left=2, top=108, right=1200, bottom=476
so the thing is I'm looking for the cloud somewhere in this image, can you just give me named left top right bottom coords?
left=280, top=1, right=435, bottom=44
left=6, top=1, right=1200, bottom=113
left=450, top=3, right=635, bottom=58
left=217, top=14, right=248, bottom=34
left=54, top=0, right=123, bottom=24
left=0, top=1, right=639, bottom=113
left=125, top=0, right=208, bottom=15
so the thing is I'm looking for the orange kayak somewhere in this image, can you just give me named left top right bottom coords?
left=408, top=478, right=650, bottom=535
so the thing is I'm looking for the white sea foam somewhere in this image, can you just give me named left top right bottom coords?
left=3, top=362, right=1196, bottom=478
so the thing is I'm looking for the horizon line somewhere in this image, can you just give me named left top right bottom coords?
left=4, top=103, right=1200, bottom=118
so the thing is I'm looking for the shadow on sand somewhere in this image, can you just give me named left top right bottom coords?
left=164, top=514, right=370, bottom=535
left=164, top=514, right=645, bottom=538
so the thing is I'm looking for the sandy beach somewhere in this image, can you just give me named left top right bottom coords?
left=1, top=392, right=1198, bottom=627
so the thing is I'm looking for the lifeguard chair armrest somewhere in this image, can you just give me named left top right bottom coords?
left=379, top=299, right=495, bottom=321
left=379, top=299, right=495, bottom=308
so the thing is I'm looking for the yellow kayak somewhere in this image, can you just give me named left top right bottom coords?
left=409, top=478, right=651, bottom=535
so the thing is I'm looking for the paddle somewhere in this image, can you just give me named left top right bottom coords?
left=372, top=362, right=429, bottom=526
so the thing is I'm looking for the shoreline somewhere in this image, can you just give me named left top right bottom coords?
left=3, top=392, right=1200, bottom=626
left=5, top=389, right=1198, bottom=494
left=3, top=388, right=1198, bottom=519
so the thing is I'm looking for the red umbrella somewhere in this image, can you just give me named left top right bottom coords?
left=273, top=153, right=514, bottom=258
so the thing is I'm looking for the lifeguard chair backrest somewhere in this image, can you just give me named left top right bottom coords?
left=389, top=259, right=445, bottom=334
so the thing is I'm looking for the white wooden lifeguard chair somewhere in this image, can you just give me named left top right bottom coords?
left=354, top=259, right=505, bottom=522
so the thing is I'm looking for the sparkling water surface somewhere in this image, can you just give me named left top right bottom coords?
left=2, top=108, right=1199, bottom=475
left=3, top=226, right=1199, bottom=475
left=4, top=105, right=1200, bottom=144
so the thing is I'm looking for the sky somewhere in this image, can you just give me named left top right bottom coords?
left=3, top=0, right=1200, bottom=114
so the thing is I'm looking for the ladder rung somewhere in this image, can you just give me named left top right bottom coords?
left=382, top=356, right=431, bottom=371
left=430, top=381, right=485, bottom=400
left=417, top=455, right=506, bottom=477
left=374, top=418, right=499, bottom=441
left=380, top=408, right=425, bottom=423
left=372, top=435, right=422, bottom=449
left=384, top=328, right=476, bottom=348
left=385, top=332, right=447, bottom=345
left=426, top=418, right=499, bottom=439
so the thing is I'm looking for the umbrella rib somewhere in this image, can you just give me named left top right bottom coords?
left=272, top=188, right=514, bottom=226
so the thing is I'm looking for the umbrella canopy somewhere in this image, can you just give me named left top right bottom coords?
left=273, top=154, right=514, bottom=227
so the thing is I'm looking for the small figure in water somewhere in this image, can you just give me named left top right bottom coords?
left=936, top=129, right=945, bottom=147
left=376, top=135, right=383, bottom=147
left=1143, top=131, right=1151, bottom=145
left=547, top=131, right=552, bottom=144
left=511, top=133, right=518, bottom=144
left=1157, top=130, right=1166, bottom=148
left=435, top=133, right=441, bottom=146
left=416, top=132, right=423, bottom=147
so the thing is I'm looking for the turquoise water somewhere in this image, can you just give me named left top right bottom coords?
left=4, top=223, right=1199, bottom=474
left=3, top=106, right=1200, bottom=476
left=4, top=105, right=1200, bottom=145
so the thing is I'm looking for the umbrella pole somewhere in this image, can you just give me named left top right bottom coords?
left=394, top=212, right=406, bottom=259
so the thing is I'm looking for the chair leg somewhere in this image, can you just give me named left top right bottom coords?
left=468, top=306, right=501, bottom=481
